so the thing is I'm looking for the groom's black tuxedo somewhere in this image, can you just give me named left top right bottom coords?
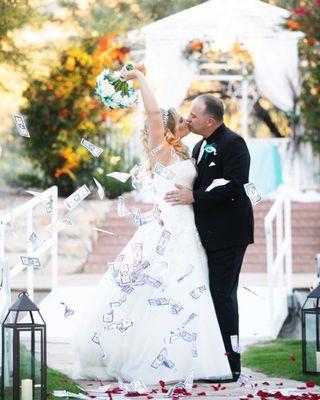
left=192, top=123, right=254, bottom=379
left=192, top=123, right=254, bottom=251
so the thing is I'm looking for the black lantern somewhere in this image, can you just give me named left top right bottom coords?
left=302, top=285, right=320, bottom=375
left=1, top=292, right=47, bottom=400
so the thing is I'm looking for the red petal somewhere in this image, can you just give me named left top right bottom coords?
left=99, top=380, right=105, bottom=386
left=151, top=389, right=158, bottom=393
left=247, top=395, right=254, bottom=398
left=297, top=387, right=307, bottom=390
left=274, top=391, right=283, bottom=398
left=276, top=383, right=284, bottom=386
left=159, top=380, right=166, bottom=388
left=197, top=392, right=206, bottom=396
left=290, top=354, right=296, bottom=362
left=161, top=388, right=168, bottom=393
left=262, top=381, right=270, bottom=386
left=147, top=397, right=153, bottom=399
left=192, top=384, right=198, bottom=388
left=173, top=397, right=179, bottom=400
left=306, top=381, right=315, bottom=388
left=225, top=352, right=232, bottom=356
left=212, top=385, right=219, bottom=391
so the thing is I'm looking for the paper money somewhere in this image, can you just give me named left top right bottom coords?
left=230, top=334, right=241, bottom=353
left=119, top=264, right=132, bottom=285
left=109, top=295, right=127, bottom=309
left=43, top=195, right=54, bottom=214
left=64, top=185, right=91, bottom=211
left=52, top=390, right=88, bottom=399
left=91, top=332, right=106, bottom=359
left=106, top=319, right=133, bottom=333
left=121, top=285, right=135, bottom=295
left=244, top=182, right=262, bottom=205
left=191, top=333, right=198, bottom=357
left=131, top=260, right=150, bottom=281
left=148, top=298, right=169, bottom=306
left=28, top=232, right=40, bottom=248
left=132, top=243, right=143, bottom=267
left=93, top=227, right=118, bottom=237
left=117, top=196, right=130, bottom=217
left=177, top=264, right=195, bottom=283
left=130, top=378, right=148, bottom=394
left=81, top=138, right=103, bottom=158
left=189, top=285, right=207, bottom=299
left=153, top=162, right=175, bottom=180
left=183, top=370, right=194, bottom=391
left=47, top=218, right=73, bottom=233
left=130, top=164, right=144, bottom=183
left=143, top=274, right=162, bottom=289
left=169, top=298, right=184, bottom=314
left=12, top=113, right=30, bottom=138
left=132, top=208, right=142, bottom=226
left=103, top=309, right=114, bottom=324
left=93, top=177, right=105, bottom=200
left=151, top=347, right=168, bottom=369
left=156, top=230, right=171, bottom=255
left=20, top=256, right=41, bottom=268
left=182, top=313, right=198, bottom=328
left=106, top=172, right=131, bottom=183
left=132, top=207, right=158, bottom=227
left=163, top=358, right=176, bottom=370
left=60, top=301, right=75, bottom=318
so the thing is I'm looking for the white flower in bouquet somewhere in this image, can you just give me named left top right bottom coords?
left=95, top=63, right=138, bottom=110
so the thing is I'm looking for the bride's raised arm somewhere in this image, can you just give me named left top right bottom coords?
left=120, top=67, right=165, bottom=151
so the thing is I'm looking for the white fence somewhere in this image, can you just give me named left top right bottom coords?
left=264, top=185, right=292, bottom=338
left=0, top=186, right=59, bottom=302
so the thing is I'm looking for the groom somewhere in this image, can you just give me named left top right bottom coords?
left=165, top=94, right=254, bottom=381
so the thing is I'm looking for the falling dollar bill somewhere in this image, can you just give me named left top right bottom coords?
left=244, top=182, right=262, bottom=205
left=91, top=332, right=106, bottom=359
left=148, top=298, right=169, bottom=306
left=130, top=378, right=148, bottom=394
left=177, top=264, right=195, bottom=283
left=47, top=218, right=73, bottom=233
left=131, top=260, right=150, bottom=281
left=132, top=243, right=143, bottom=267
left=64, top=185, right=91, bottom=211
left=60, top=301, right=75, bottom=318
left=93, top=177, right=105, bottom=200
left=189, top=285, right=207, bottom=299
left=182, top=313, right=198, bottom=328
left=28, top=232, right=40, bottom=248
left=153, top=162, right=175, bottom=180
left=103, top=309, right=114, bottom=324
left=119, top=264, right=132, bottom=285
left=12, top=113, right=30, bottom=138
left=117, top=196, right=130, bottom=217
left=151, top=347, right=168, bottom=369
left=43, top=195, right=54, bottom=214
left=80, top=138, right=103, bottom=158
left=163, top=358, right=176, bottom=370
left=192, top=333, right=198, bottom=357
left=20, top=256, right=41, bottom=268
left=106, top=172, right=131, bottom=183
left=169, top=298, right=184, bottom=314
left=230, top=334, right=242, bottom=353
left=130, top=164, right=144, bottom=183
left=156, top=230, right=171, bottom=255
left=132, top=208, right=143, bottom=226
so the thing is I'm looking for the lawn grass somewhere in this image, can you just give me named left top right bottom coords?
left=46, top=366, right=80, bottom=398
left=243, top=339, right=320, bottom=385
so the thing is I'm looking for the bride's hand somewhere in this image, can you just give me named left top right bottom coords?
left=120, top=67, right=142, bottom=81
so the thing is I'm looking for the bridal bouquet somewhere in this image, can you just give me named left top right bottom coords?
left=96, top=63, right=138, bottom=110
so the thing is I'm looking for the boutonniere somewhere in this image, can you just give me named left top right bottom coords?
left=204, top=142, right=217, bottom=158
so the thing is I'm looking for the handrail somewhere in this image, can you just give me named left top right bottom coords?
left=0, top=186, right=59, bottom=301
left=264, top=185, right=292, bottom=338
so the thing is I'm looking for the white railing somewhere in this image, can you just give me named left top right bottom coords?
left=0, top=186, right=59, bottom=302
left=264, top=185, right=292, bottom=337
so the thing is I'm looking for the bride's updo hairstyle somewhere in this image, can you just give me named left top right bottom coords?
left=141, top=108, right=189, bottom=169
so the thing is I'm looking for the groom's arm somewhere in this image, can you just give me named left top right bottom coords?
left=193, top=137, right=250, bottom=211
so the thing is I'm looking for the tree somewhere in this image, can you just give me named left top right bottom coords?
left=0, top=0, right=42, bottom=67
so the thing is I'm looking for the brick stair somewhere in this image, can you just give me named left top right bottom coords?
left=83, top=199, right=320, bottom=273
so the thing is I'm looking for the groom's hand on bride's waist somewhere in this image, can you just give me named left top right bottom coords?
left=164, top=184, right=194, bottom=206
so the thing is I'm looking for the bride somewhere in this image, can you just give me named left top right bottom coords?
left=73, top=67, right=232, bottom=384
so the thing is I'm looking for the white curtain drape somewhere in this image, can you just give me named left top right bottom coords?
left=144, top=38, right=196, bottom=109
left=245, top=33, right=302, bottom=112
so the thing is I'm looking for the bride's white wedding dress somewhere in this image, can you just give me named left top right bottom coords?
left=73, top=157, right=232, bottom=384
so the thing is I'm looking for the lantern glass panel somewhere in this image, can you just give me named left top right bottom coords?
left=19, top=327, right=44, bottom=400
left=2, top=327, right=14, bottom=400
left=305, top=311, right=320, bottom=373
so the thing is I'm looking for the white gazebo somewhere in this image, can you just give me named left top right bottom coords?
left=140, top=0, right=302, bottom=138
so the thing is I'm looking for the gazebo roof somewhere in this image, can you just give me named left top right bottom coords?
left=142, top=0, right=291, bottom=43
